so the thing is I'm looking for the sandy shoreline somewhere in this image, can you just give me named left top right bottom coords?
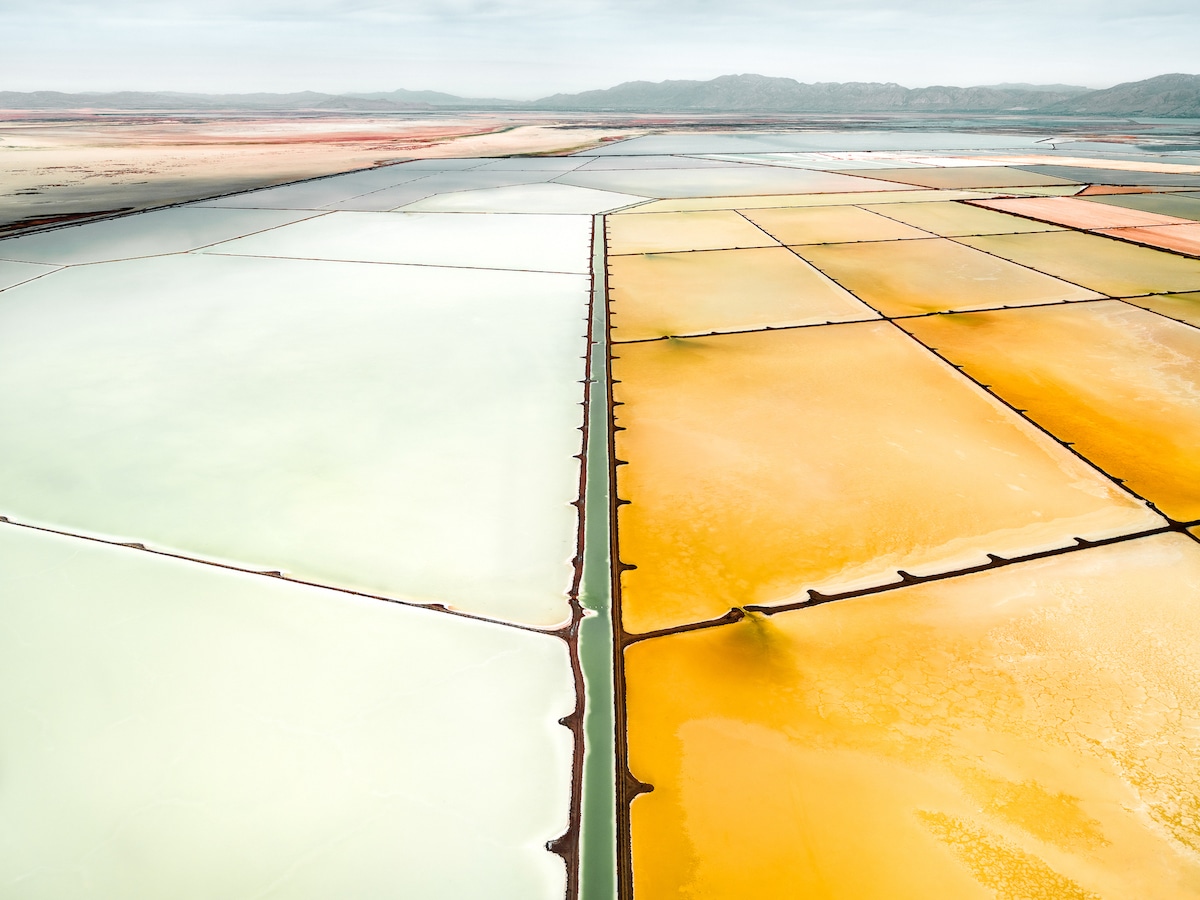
left=0, top=112, right=638, bottom=234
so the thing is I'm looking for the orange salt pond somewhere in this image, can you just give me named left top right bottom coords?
left=1078, top=184, right=1162, bottom=195
left=793, top=237, right=1101, bottom=316
left=611, top=323, right=1160, bottom=634
left=1100, top=223, right=1200, bottom=257
left=1082, top=191, right=1200, bottom=222
left=957, top=231, right=1200, bottom=296
left=972, top=196, right=1189, bottom=230
left=905, top=301, right=1200, bottom=521
left=608, top=247, right=877, bottom=342
left=624, top=533, right=1200, bottom=900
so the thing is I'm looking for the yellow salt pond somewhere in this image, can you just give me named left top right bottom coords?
left=957, top=231, right=1200, bottom=296
left=740, top=205, right=931, bottom=244
left=608, top=247, right=877, bottom=342
left=606, top=210, right=777, bottom=255
left=1123, top=291, right=1200, bottom=327
left=859, top=200, right=1063, bottom=237
left=905, top=301, right=1200, bottom=522
left=611, top=323, right=1161, bottom=634
left=793, top=238, right=1102, bottom=316
left=624, top=533, right=1200, bottom=900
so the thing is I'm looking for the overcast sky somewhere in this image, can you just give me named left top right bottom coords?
left=2, top=0, right=1197, bottom=97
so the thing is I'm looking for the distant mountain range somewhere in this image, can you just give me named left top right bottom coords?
left=2, top=73, right=1198, bottom=116
left=531, top=75, right=1084, bottom=112
left=530, top=73, right=1200, bottom=115
left=1037, top=73, right=1200, bottom=116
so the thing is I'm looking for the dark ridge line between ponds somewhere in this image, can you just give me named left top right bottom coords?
left=607, top=292, right=1137, bottom=348
left=3, top=153, right=621, bottom=241
left=728, top=204, right=1117, bottom=303
left=608, top=232, right=934, bottom=257
left=1060, top=226, right=1200, bottom=261
left=606, top=285, right=1200, bottom=346
left=936, top=220, right=1158, bottom=296
left=0, top=210, right=336, bottom=268
left=1116, top=296, right=1200, bottom=332
left=621, top=523, right=1184, bottom=645
left=192, top=169, right=453, bottom=212
left=0, top=514, right=575, bottom=638
left=198, top=250, right=589, bottom=277
left=600, top=187, right=991, bottom=211
left=0, top=265, right=66, bottom=295
left=0, top=159, right=420, bottom=242
left=202, top=173, right=590, bottom=212
left=894, top=319, right=1179, bottom=521
left=958, top=199, right=1200, bottom=262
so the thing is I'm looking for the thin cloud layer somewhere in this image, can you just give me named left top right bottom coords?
left=2, top=0, right=1197, bottom=95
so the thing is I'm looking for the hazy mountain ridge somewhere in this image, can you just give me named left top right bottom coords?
left=1, top=73, right=1197, bottom=115
left=1037, top=73, right=1200, bottom=116
left=531, top=74, right=1086, bottom=111
left=346, top=89, right=509, bottom=107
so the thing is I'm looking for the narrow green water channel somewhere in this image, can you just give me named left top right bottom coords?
left=578, top=214, right=617, bottom=900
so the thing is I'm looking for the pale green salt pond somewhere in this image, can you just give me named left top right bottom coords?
left=0, top=524, right=574, bottom=900
left=0, top=253, right=588, bottom=627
